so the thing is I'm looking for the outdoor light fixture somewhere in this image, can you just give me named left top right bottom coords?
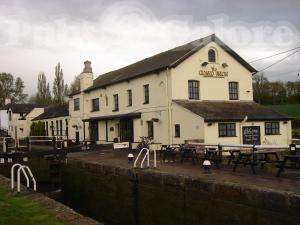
left=152, top=118, right=159, bottom=122
left=128, top=154, right=134, bottom=163
left=222, top=63, right=228, bottom=68
left=203, top=160, right=211, bottom=173
left=201, top=62, right=209, bottom=67
left=208, top=123, right=213, bottom=126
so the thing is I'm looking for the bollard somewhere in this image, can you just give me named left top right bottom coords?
left=290, top=144, right=297, bottom=155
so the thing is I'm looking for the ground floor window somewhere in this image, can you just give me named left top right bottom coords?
left=147, top=121, right=154, bottom=138
left=218, top=123, right=236, bottom=137
left=175, top=124, right=180, bottom=138
left=265, top=122, right=280, bottom=135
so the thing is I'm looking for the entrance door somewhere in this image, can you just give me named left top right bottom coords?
left=120, top=118, right=134, bottom=142
left=75, top=132, right=80, bottom=144
left=242, top=126, right=261, bottom=145
left=89, top=121, right=99, bottom=143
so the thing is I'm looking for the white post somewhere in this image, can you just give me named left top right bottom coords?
left=153, top=150, right=157, bottom=168
left=3, top=138, right=6, bottom=153
left=11, top=163, right=22, bottom=190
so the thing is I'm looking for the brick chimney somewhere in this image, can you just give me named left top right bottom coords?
left=79, top=61, right=94, bottom=91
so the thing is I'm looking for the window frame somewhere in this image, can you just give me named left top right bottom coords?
left=113, top=94, right=119, bottom=112
left=208, top=49, right=216, bottom=62
left=188, top=80, right=200, bottom=100
left=127, top=89, right=132, bottom=107
left=174, top=124, right=181, bottom=138
left=218, top=123, right=236, bottom=137
left=91, top=98, right=100, bottom=112
left=143, top=84, right=149, bottom=104
left=147, top=121, right=154, bottom=138
left=229, top=82, right=239, bottom=100
left=74, top=98, right=80, bottom=111
left=265, top=122, right=280, bottom=135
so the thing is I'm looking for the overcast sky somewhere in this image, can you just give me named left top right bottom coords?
left=0, top=0, right=300, bottom=95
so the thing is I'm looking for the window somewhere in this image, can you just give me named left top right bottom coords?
left=56, top=120, right=59, bottom=136
left=51, top=121, right=54, bottom=136
left=265, top=122, right=280, bottom=135
left=45, top=122, right=48, bottom=136
left=105, top=95, right=108, bottom=106
left=208, top=49, right=216, bottom=62
left=60, top=120, right=63, bottom=136
left=127, top=90, right=132, bottom=106
left=144, top=85, right=149, bottom=104
left=92, top=98, right=100, bottom=112
left=218, top=123, right=236, bottom=137
left=175, top=124, right=180, bottom=138
left=113, top=94, right=119, bottom=111
left=229, top=82, right=239, bottom=100
left=147, top=121, right=154, bottom=138
left=74, top=98, right=80, bottom=111
left=188, top=80, right=200, bottom=100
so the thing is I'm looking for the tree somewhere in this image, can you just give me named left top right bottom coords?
left=0, top=73, right=27, bottom=106
left=36, top=72, right=52, bottom=104
left=52, top=63, right=66, bottom=105
left=253, top=73, right=270, bottom=104
left=14, top=77, right=28, bottom=103
left=69, top=75, right=80, bottom=94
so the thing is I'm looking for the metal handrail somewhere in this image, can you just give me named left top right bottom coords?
left=134, top=148, right=157, bottom=169
left=11, top=163, right=37, bottom=193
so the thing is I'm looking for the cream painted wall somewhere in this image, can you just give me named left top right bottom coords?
left=7, top=108, right=45, bottom=138
left=39, top=116, right=69, bottom=137
left=171, top=102, right=205, bottom=144
left=171, top=42, right=253, bottom=101
left=69, top=70, right=170, bottom=143
left=204, top=121, right=292, bottom=145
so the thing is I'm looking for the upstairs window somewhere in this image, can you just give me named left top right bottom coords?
left=144, top=84, right=149, bottom=104
left=265, top=122, right=280, bottom=135
left=74, top=98, right=80, bottom=111
left=208, top=49, right=216, bottom=62
left=127, top=89, right=132, bottom=107
left=91, top=98, right=100, bottom=112
left=229, top=82, right=239, bottom=100
left=188, top=80, right=200, bottom=100
left=113, top=94, right=119, bottom=111
left=219, top=123, right=236, bottom=137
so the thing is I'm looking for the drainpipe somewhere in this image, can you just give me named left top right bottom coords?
left=240, top=116, right=248, bottom=144
left=166, top=68, right=172, bottom=144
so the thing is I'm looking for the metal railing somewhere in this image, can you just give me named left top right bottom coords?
left=134, top=147, right=157, bottom=169
left=11, top=163, right=36, bottom=193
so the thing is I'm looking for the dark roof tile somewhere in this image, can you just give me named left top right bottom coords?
left=173, top=100, right=292, bottom=122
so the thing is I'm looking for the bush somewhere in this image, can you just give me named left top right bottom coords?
left=30, top=121, right=46, bottom=136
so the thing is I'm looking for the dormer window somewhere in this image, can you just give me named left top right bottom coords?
left=208, top=49, right=216, bottom=63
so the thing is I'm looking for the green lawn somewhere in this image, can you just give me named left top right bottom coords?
left=0, top=185, right=66, bottom=225
left=267, top=104, right=300, bottom=118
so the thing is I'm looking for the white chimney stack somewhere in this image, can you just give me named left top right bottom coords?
left=79, top=61, right=94, bottom=91
left=5, top=98, right=11, bottom=105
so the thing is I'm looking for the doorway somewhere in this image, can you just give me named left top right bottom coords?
left=120, top=118, right=134, bottom=142
left=89, top=121, right=99, bottom=144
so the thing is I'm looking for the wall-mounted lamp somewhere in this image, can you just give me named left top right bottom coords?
left=222, top=63, right=228, bottom=68
left=202, top=62, right=209, bottom=67
left=207, top=123, right=213, bottom=126
left=152, top=118, right=159, bottom=122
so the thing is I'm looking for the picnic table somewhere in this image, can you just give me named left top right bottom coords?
left=160, top=144, right=182, bottom=162
left=233, top=148, right=285, bottom=174
left=180, top=146, right=199, bottom=164
left=276, top=155, right=300, bottom=177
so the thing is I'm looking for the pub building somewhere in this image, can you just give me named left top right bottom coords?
left=56, top=34, right=292, bottom=146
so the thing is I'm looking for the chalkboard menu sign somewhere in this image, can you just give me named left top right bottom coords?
left=242, top=126, right=261, bottom=145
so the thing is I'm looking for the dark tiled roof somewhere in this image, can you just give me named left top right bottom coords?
left=173, top=100, right=292, bottom=122
left=84, top=34, right=257, bottom=93
left=82, top=112, right=141, bottom=122
left=0, top=103, right=45, bottom=113
left=32, top=105, right=69, bottom=121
